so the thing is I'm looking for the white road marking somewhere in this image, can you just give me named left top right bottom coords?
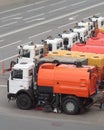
left=0, top=13, right=21, bottom=20
left=0, top=54, right=18, bottom=62
left=0, top=0, right=48, bottom=14
left=83, top=13, right=101, bottom=20
left=58, top=21, right=77, bottom=29
left=0, top=1, right=104, bottom=38
left=23, top=41, right=33, bottom=45
left=35, top=18, right=45, bottom=20
left=95, top=13, right=101, bottom=16
left=68, top=15, right=78, bottom=20
left=29, top=29, right=52, bottom=39
left=48, top=6, right=66, bottom=13
left=0, top=3, right=40, bottom=14
left=13, top=17, right=23, bottom=20
left=0, top=21, right=17, bottom=28
left=71, top=0, right=87, bottom=6
left=23, top=13, right=44, bottom=21
left=83, top=15, right=94, bottom=20
left=0, top=40, right=21, bottom=49
left=0, top=85, right=7, bottom=88
left=35, top=0, right=49, bottom=5
left=27, top=6, right=45, bottom=13
left=49, top=0, right=66, bottom=6
left=25, top=17, right=45, bottom=23
left=2, top=17, right=22, bottom=22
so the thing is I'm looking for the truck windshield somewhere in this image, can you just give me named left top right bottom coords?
left=12, top=69, right=23, bottom=79
left=19, top=49, right=30, bottom=58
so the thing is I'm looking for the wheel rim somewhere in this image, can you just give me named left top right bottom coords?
left=66, top=102, right=75, bottom=112
left=20, top=98, right=27, bottom=107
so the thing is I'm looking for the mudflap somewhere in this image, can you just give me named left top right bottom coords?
left=86, top=90, right=104, bottom=109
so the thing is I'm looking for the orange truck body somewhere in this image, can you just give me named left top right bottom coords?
left=37, top=63, right=97, bottom=98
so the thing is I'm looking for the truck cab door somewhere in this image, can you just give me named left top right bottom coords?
left=9, top=69, right=24, bottom=94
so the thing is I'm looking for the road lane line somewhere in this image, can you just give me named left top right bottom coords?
left=0, top=54, right=18, bottom=62
left=71, top=0, right=87, bottom=6
left=29, top=29, right=52, bottom=39
left=35, top=0, right=49, bottom=5
left=25, top=17, right=45, bottom=23
left=12, top=17, right=23, bottom=20
left=95, top=13, right=101, bottom=16
left=23, top=13, right=44, bottom=21
left=68, top=15, right=78, bottom=20
left=0, top=40, right=21, bottom=49
left=27, top=6, right=45, bottom=12
left=0, top=1, right=104, bottom=38
left=0, top=85, right=6, bottom=88
left=0, top=3, right=37, bottom=14
left=0, top=0, right=49, bottom=14
left=0, top=13, right=21, bottom=20
left=58, top=21, right=77, bottom=29
left=0, top=21, right=17, bottom=28
left=83, top=13, right=101, bottom=20
left=48, top=6, right=66, bottom=13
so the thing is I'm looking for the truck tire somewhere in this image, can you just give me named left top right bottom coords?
left=16, top=94, right=32, bottom=110
left=62, top=98, right=80, bottom=115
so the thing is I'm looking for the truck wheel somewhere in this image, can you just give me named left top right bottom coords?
left=16, top=94, right=32, bottom=110
left=62, top=98, right=80, bottom=115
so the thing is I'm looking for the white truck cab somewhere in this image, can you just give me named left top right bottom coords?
left=58, top=31, right=79, bottom=49
left=71, top=26, right=88, bottom=43
left=77, top=21, right=94, bottom=37
left=7, top=62, right=35, bottom=96
left=17, top=42, right=45, bottom=63
left=42, top=36, right=64, bottom=52
left=89, top=16, right=104, bottom=29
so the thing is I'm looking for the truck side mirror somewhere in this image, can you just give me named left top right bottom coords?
left=41, top=40, right=44, bottom=43
left=69, top=29, right=73, bottom=32
left=88, top=18, right=92, bottom=21
left=58, top=34, right=62, bottom=37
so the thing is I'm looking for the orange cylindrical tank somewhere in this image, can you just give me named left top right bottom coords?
left=37, top=63, right=97, bottom=98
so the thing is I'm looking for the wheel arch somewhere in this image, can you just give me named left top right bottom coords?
left=16, top=89, right=35, bottom=102
left=61, top=95, right=82, bottom=108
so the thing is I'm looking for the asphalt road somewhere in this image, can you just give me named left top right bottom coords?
left=0, top=0, right=104, bottom=130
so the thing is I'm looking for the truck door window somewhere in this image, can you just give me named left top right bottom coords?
left=29, top=69, right=33, bottom=76
left=101, top=21, right=104, bottom=26
left=48, top=43, right=52, bottom=51
left=12, top=69, right=23, bottom=79
left=76, top=36, right=78, bottom=41
left=63, top=38, right=68, bottom=45
left=73, top=37, right=76, bottom=43
left=60, top=42, right=62, bottom=47
left=35, top=50, right=39, bottom=56
left=78, top=33, right=80, bottom=39
left=57, top=43, right=60, bottom=49
left=40, top=48, right=44, bottom=54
